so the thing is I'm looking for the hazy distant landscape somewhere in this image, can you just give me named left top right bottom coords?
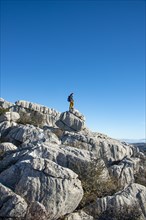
left=131, top=142, right=146, bottom=153
left=120, top=139, right=146, bottom=143
left=120, top=139, right=146, bottom=154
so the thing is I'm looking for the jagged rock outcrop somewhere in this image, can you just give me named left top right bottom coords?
left=0, top=99, right=60, bottom=127
left=0, top=98, right=13, bottom=109
left=14, top=100, right=60, bottom=127
left=0, top=157, right=83, bottom=220
left=0, top=183, right=28, bottom=219
left=84, top=183, right=146, bottom=219
left=0, top=98, right=146, bottom=220
left=61, top=130, right=139, bottom=165
left=56, top=110, right=85, bottom=132
left=1, top=124, right=61, bottom=146
left=109, top=157, right=140, bottom=186
left=64, top=210, right=93, bottom=220
left=0, top=142, right=17, bottom=157
left=0, top=112, right=20, bottom=123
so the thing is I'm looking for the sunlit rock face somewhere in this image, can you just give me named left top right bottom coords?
left=56, top=110, right=85, bottom=132
left=0, top=98, right=146, bottom=220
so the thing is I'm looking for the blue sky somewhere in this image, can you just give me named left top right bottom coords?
left=0, top=0, right=145, bottom=139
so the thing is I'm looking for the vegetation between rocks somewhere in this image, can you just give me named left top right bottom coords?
left=0, top=107, right=9, bottom=116
left=77, top=158, right=122, bottom=209
left=95, top=203, right=142, bottom=220
left=134, top=157, right=146, bottom=187
left=17, top=110, right=44, bottom=127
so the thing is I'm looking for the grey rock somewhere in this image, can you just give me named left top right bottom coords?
left=4, top=124, right=61, bottom=146
left=0, top=112, right=20, bottom=123
left=0, top=121, right=12, bottom=138
left=85, top=183, right=146, bottom=219
left=64, top=210, right=93, bottom=220
left=14, top=100, right=61, bottom=127
left=0, top=142, right=92, bottom=176
left=0, top=98, right=13, bottom=109
left=61, top=131, right=140, bottom=165
left=109, top=157, right=141, bottom=186
left=0, top=183, right=27, bottom=218
left=0, top=98, right=146, bottom=220
left=25, top=201, right=48, bottom=220
left=0, top=157, right=83, bottom=220
left=5, top=124, right=46, bottom=145
left=0, top=142, right=17, bottom=157
left=56, top=111, right=85, bottom=132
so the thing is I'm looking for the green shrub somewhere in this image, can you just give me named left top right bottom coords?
left=17, top=111, right=44, bottom=127
left=134, top=157, right=146, bottom=187
left=96, top=204, right=142, bottom=220
left=77, top=158, right=122, bottom=209
left=0, top=108, right=9, bottom=116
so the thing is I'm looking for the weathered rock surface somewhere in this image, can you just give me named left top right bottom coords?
left=0, top=157, right=83, bottom=220
left=0, top=98, right=13, bottom=109
left=0, top=142, right=92, bottom=178
left=61, top=131, right=139, bottom=165
left=64, top=210, right=93, bottom=220
left=56, top=111, right=85, bottom=132
left=1, top=124, right=60, bottom=146
left=0, top=112, right=20, bottom=123
left=0, top=142, right=17, bottom=157
left=14, top=100, right=61, bottom=127
left=0, top=99, right=61, bottom=127
left=109, top=157, right=140, bottom=186
left=0, top=98, right=146, bottom=220
left=0, top=182, right=28, bottom=219
left=85, top=183, right=146, bottom=219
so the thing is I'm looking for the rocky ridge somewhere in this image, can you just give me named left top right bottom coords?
left=0, top=98, right=146, bottom=220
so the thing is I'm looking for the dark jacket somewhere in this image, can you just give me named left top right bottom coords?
left=69, top=93, right=74, bottom=102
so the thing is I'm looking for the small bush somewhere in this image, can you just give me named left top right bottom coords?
left=96, top=204, right=142, bottom=220
left=134, top=157, right=146, bottom=187
left=17, top=111, right=44, bottom=127
left=0, top=108, right=9, bottom=116
left=77, top=158, right=122, bottom=209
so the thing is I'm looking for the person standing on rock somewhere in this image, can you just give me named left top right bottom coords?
left=67, top=93, right=74, bottom=112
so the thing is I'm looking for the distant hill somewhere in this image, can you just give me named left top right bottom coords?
left=120, top=139, right=146, bottom=144
left=131, top=142, right=146, bottom=153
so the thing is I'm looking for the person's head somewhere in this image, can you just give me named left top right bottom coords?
left=71, top=93, right=74, bottom=95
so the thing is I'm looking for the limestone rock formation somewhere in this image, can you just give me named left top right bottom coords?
left=0, top=99, right=60, bottom=127
left=0, top=183, right=28, bottom=219
left=0, top=142, right=17, bottom=157
left=0, top=98, right=13, bottom=109
left=0, top=112, right=20, bottom=123
left=0, top=98, right=146, bottom=220
left=84, top=183, right=146, bottom=219
left=64, top=210, right=93, bottom=220
left=0, top=157, right=83, bottom=220
left=56, top=110, right=85, bottom=132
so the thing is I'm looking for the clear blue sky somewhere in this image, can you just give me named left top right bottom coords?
left=0, top=0, right=145, bottom=139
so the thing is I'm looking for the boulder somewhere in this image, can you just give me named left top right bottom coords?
left=4, top=124, right=46, bottom=145
left=14, top=100, right=61, bottom=127
left=3, top=124, right=61, bottom=146
left=64, top=210, right=93, bottom=220
left=0, top=183, right=27, bottom=219
left=84, top=183, right=146, bottom=219
left=109, top=157, right=140, bottom=186
left=0, top=142, right=91, bottom=175
left=0, top=98, right=13, bottom=109
left=0, top=112, right=20, bottom=123
left=61, top=131, right=140, bottom=165
left=56, top=111, right=85, bottom=132
left=0, top=142, right=17, bottom=157
left=0, top=121, right=11, bottom=138
left=0, top=97, right=146, bottom=220
left=0, top=157, right=83, bottom=220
